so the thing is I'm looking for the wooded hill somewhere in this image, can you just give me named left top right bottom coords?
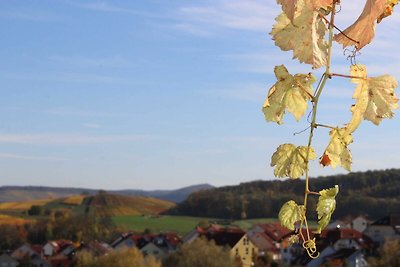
left=168, top=169, right=400, bottom=220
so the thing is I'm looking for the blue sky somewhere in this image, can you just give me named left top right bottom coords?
left=0, top=1, right=399, bottom=190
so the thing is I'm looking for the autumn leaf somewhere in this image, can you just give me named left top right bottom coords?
left=320, top=128, right=353, bottom=171
left=316, top=185, right=339, bottom=233
left=262, top=65, right=316, bottom=124
left=271, top=144, right=316, bottom=179
left=334, top=0, right=396, bottom=50
left=277, top=0, right=303, bottom=22
left=279, top=200, right=304, bottom=230
left=346, top=64, right=398, bottom=134
left=270, top=6, right=328, bottom=69
left=307, top=0, right=335, bottom=10
left=377, top=0, right=399, bottom=23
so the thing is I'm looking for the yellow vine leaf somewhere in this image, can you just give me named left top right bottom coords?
left=316, top=185, right=339, bottom=234
left=271, top=144, right=316, bottom=179
left=279, top=200, right=304, bottom=230
left=270, top=5, right=328, bottom=69
left=262, top=65, right=316, bottom=124
left=346, top=64, right=398, bottom=134
left=334, top=0, right=398, bottom=50
left=320, top=128, right=353, bottom=171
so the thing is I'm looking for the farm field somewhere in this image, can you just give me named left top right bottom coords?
left=112, top=215, right=281, bottom=236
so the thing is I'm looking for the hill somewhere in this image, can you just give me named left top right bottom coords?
left=168, top=169, right=400, bottom=221
left=0, top=184, right=214, bottom=203
left=0, top=193, right=175, bottom=219
left=83, top=193, right=175, bottom=217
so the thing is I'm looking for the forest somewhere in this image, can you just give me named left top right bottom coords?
left=168, top=169, right=400, bottom=220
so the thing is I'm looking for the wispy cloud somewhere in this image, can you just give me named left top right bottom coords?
left=176, top=0, right=278, bottom=35
left=0, top=134, right=155, bottom=145
left=0, top=153, right=64, bottom=161
left=73, top=1, right=161, bottom=19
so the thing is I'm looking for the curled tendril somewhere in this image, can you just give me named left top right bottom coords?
left=343, top=47, right=361, bottom=65
left=303, top=239, right=320, bottom=259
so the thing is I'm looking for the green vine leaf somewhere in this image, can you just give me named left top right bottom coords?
left=346, top=64, right=398, bottom=134
left=270, top=5, right=328, bottom=69
left=316, top=185, right=339, bottom=233
left=271, top=144, right=316, bottom=179
left=320, top=128, right=353, bottom=171
left=262, top=65, right=316, bottom=124
left=279, top=200, right=305, bottom=230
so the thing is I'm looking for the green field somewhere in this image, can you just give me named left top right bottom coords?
left=112, top=215, right=281, bottom=236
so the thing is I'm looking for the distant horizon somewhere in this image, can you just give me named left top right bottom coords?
left=1, top=167, right=398, bottom=191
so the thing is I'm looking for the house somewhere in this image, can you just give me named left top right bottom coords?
left=184, top=225, right=258, bottom=267
left=140, top=242, right=167, bottom=259
left=350, top=216, right=369, bottom=233
left=322, top=248, right=368, bottom=267
left=326, top=219, right=350, bottom=230
left=0, top=254, right=18, bottom=267
left=111, top=232, right=182, bottom=258
left=42, top=240, right=74, bottom=257
left=11, top=243, right=42, bottom=260
left=286, top=228, right=374, bottom=267
left=248, top=223, right=291, bottom=261
left=364, top=214, right=400, bottom=246
left=79, top=240, right=113, bottom=257
left=11, top=243, right=50, bottom=267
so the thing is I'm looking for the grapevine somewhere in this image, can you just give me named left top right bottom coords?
left=263, top=0, right=399, bottom=258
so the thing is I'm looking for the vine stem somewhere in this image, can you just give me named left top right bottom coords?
left=300, top=3, right=336, bottom=245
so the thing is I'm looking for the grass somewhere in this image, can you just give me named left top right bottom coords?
left=231, top=218, right=279, bottom=230
left=112, top=215, right=211, bottom=236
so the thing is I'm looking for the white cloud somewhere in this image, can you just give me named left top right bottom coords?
left=177, top=0, right=278, bottom=34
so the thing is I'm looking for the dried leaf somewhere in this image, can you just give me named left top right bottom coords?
left=270, top=7, right=328, bottom=69
left=320, top=128, right=353, bottom=171
left=346, top=64, right=398, bottom=134
left=277, top=0, right=303, bottom=21
left=334, top=0, right=390, bottom=50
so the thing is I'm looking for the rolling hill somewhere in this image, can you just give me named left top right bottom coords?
left=0, top=184, right=214, bottom=203
left=0, top=193, right=175, bottom=219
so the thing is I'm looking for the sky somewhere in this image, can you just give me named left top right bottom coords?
left=0, top=1, right=399, bottom=190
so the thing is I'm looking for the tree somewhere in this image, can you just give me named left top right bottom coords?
left=75, top=248, right=160, bottom=267
left=0, top=224, right=26, bottom=250
left=27, top=205, right=44, bottom=216
left=162, top=238, right=239, bottom=267
left=369, top=239, right=400, bottom=267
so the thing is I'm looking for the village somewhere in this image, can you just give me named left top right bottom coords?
left=0, top=214, right=398, bottom=267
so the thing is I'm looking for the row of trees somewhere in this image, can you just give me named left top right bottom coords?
left=169, top=169, right=400, bottom=220
left=0, top=209, right=115, bottom=250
